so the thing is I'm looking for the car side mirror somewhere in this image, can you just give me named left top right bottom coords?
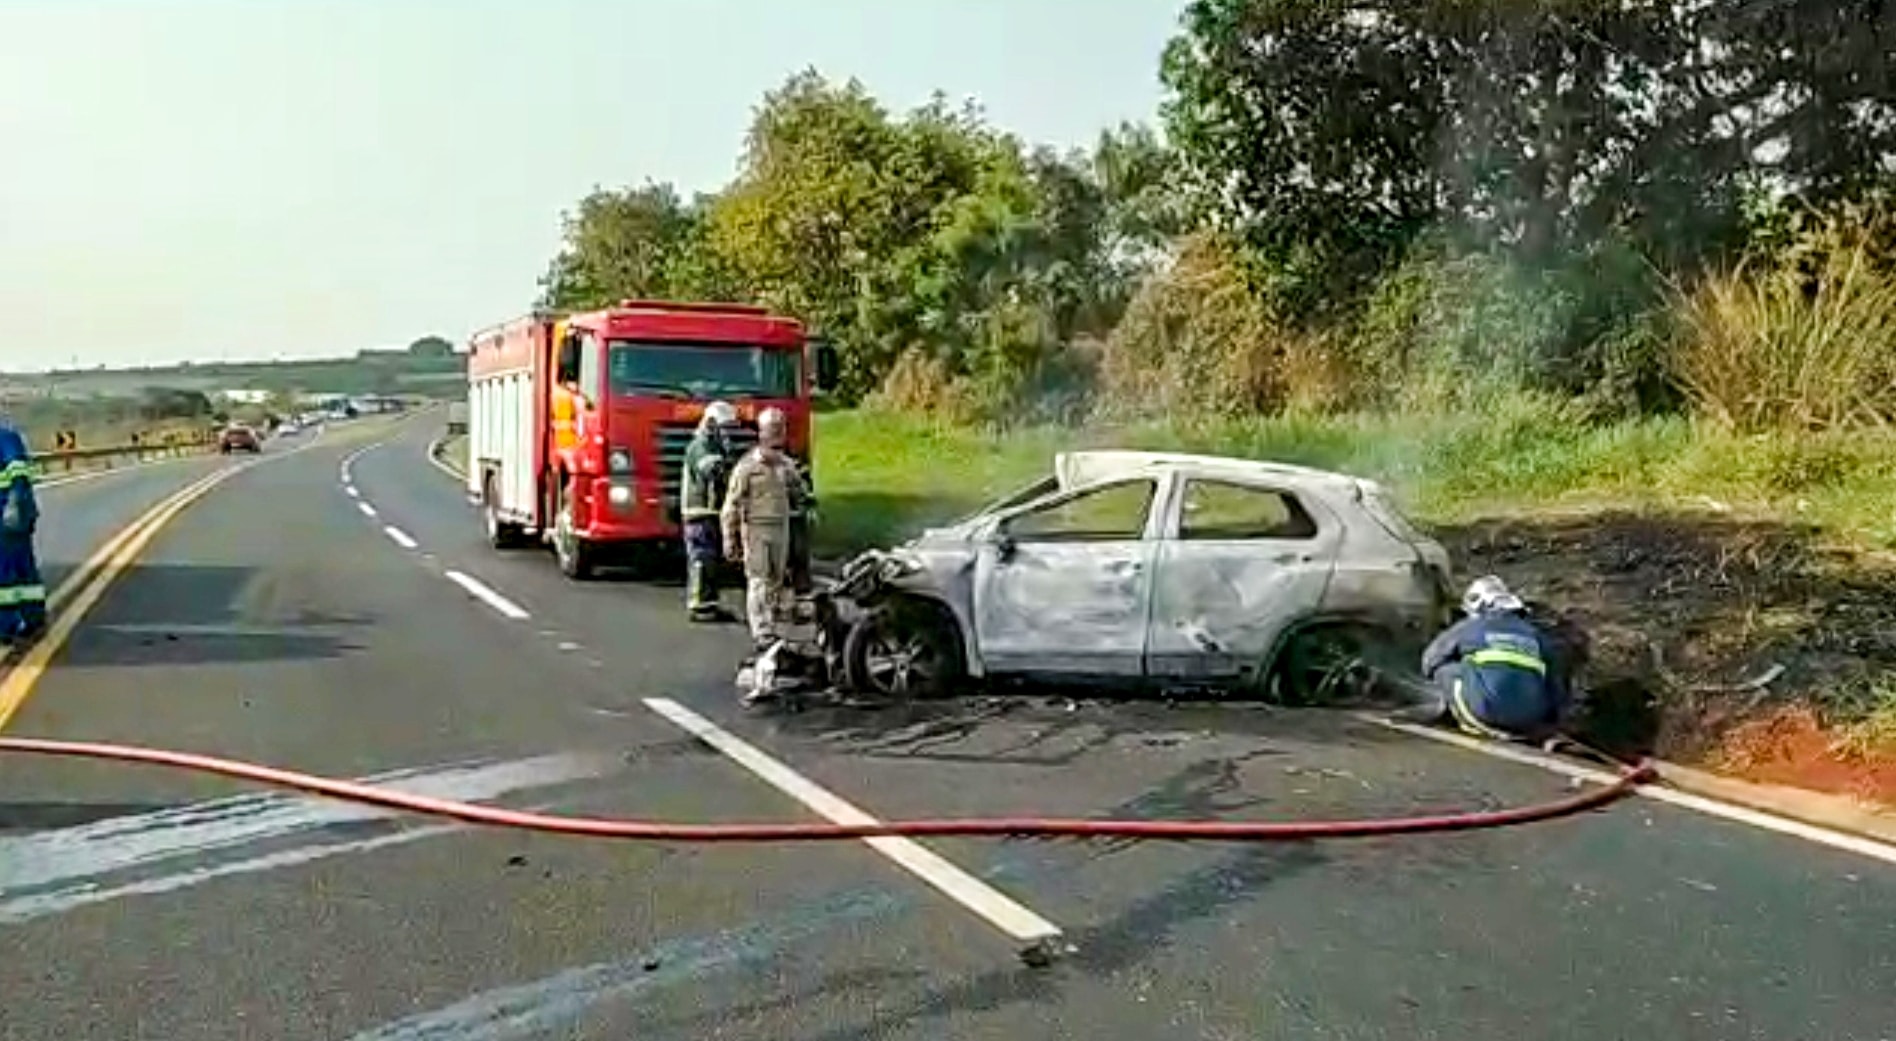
left=991, top=529, right=1017, bottom=562
left=811, top=338, right=839, bottom=393
left=555, top=333, right=582, bottom=385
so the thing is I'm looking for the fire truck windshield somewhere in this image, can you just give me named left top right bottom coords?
left=607, top=340, right=799, bottom=400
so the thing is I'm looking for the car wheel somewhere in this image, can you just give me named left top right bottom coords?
left=553, top=487, right=595, bottom=580
left=842, top=599, right=964, bottom=700
left=1265, top=623, right=1382, bottom=706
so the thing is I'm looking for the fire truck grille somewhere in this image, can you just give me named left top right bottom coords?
left=655, top=420, right=757, bottom=522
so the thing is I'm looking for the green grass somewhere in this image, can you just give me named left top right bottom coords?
left=809, top=401, right=1896, bottom=557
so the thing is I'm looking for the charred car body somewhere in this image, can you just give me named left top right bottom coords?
left=788, top=451, right=1455, bottom=703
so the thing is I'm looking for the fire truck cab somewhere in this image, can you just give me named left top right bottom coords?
left=466, top=300, right=836, bottom=580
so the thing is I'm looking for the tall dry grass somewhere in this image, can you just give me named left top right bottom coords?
left=1669, top=212, right=1896, bottom=432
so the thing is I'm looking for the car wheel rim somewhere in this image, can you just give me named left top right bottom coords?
left=865, top=629, right=936, bottom=695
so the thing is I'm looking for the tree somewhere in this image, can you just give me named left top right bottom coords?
left=1158, top=0, right=1896, bottom=319
left=137, top=386, right=213, bottom=421
left=537, top=181, right=703, bottom=309
left=407, top=335, right=454, bottom=358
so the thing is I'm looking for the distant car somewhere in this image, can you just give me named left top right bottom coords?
left=277, top=420, right=302, bottom=436
left=218, top=424, right=262, bottom=454
left=827, top=450, right=1456, bottom=701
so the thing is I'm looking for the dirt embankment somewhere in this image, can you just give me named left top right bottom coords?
left=1441, top=510, right=1896, bottom=802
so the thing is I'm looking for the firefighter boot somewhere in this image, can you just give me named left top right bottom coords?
left=686, top=559, right=721, bottom=623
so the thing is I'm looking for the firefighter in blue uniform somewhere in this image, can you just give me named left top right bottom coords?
left=680, top=401, right=740, bottom=623
left=1408, top=576, right=1570, bottom=742
left=0, top=421, right=47, bottom=642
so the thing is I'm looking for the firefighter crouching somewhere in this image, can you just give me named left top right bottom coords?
left=720, top=407, right=809, bottom=648
left=680, top=400, right=740, bottom=623
left=1400, top=576, right=1573, bottom=743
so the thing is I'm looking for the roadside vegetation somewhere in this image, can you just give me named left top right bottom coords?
left=0, top=336, right=462, bottom=424
left=529, top=2, right=1896, bottom=793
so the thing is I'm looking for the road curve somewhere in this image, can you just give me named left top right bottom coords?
left=0, top=416, right=1892, bottom=1041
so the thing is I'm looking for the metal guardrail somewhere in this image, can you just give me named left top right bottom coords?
left=35, top=429, right=223, bottom=475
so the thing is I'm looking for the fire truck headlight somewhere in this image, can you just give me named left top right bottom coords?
left=607, top=483, right=634, bottom=507
left=607, top=447, right=633, bottom=474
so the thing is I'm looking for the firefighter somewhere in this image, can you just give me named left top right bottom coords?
left=680, top=400, right=739, bottom=623
left=787, top=456, right=817, bottom=595
left=1405, top=575, right=1572, bottom=742
left=720, top=406, right=808, bottom=647
left=0, top=419, right=47, bottom=642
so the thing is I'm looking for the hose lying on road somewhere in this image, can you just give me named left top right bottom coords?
left=0, top=735, right=1655, bottom=843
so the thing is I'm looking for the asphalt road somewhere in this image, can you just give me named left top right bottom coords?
left=2, top=416, right=1893, bottom=1041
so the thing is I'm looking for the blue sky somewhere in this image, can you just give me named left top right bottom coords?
left=0, top=0, right=1184, bottom=370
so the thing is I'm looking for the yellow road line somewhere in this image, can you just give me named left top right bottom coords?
left=44, top=468, right=231, bottom=615
left=0, top=466, right=246, bottom=731
left=0, top=423, right=346, bottom=730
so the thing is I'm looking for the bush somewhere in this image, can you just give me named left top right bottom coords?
left=1669, top=205, right=1896, bottom=432
left=1098, top=233, right=1364, bottom=418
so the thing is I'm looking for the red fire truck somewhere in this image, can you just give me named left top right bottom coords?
left=465, top=300, right=836, bottom=580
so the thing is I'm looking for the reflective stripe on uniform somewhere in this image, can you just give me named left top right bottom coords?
left=681, top=507, right=720, bottom=519
left=0, top=583, right=46, bottom=606
left=0, top=460, right=35, bottom=485
left=1467, top=647, right=1546, bottom=674
left=1447, top=676, right=1513, bottom=741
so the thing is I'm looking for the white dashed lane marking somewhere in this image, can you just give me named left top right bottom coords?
left=644, top=696, right=1065, bottom=945
left=357, top=501, right=377, bottom=518
left=341, top=435, right=1063, bottom=944
left=443, top=570, right=531, bottom=620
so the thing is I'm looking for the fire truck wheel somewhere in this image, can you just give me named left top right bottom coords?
left=553, top=492, right=596, bottom=580
left=483, top=496, right=525, bottom=550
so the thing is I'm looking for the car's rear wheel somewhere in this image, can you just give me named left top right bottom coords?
left=1264, top=623, right=1383, bottom=706
left=842, top=598, right=964, bottom=700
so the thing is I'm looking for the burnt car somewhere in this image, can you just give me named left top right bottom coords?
left=218, top=424, right=262, bottom=454
left=822, top=450, right=1455, bottom=701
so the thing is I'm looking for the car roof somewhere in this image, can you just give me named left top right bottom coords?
left=1053, top=449, right=1379, bottom=500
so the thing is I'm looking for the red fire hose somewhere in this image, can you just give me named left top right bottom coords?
left=0, top=735, right=1655, bottom=842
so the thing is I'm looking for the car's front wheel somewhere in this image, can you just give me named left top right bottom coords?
left=841, top=599, right=964, bottom=700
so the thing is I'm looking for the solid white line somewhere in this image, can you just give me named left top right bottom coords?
left=642, top=697, right=1064, bottom=943
left=357, top=501, right=377, bottom=518
left=383, top=526, right=418, bottom=550
left=424, top=436, right=465, bottom=483
left=1361, top=715, right=1896, bottom=867
left=443, top=570, right=530, bottom=620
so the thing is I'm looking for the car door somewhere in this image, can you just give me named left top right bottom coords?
left=1145, top=477, right=1342, bottom=680
left=972, top=476, right=1165, bottom=677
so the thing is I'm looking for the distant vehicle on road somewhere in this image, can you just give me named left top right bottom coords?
left=824, top=450, right=1455, bottom=701
left=277, top=420, right=302, bottom=436
left=465, top=300, right=838, bottom=580
left=218, top=424, right=262, bottom=454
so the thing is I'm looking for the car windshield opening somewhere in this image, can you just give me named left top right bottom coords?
left=953, top=475, right=1059, bottom=526
left=607, top=340, right=799, bottom=399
